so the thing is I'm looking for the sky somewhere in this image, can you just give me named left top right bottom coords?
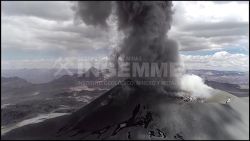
left=1, top=1, right=249, bottom=71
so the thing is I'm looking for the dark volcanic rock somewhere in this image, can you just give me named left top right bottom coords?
left=2, top=79, right=249, bottom=140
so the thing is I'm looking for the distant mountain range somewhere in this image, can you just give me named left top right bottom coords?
left=2, top=77, right=32, bottom=89
left=1, top=67, right=249, bottom=139
left=2, top=68, right=249, bottom=85
left=2, top=79, right=249, bottom=140
left=205, top=80, right=249, bottom=97
left=1, top=67, right=107, bottom=105
left=1, top=68, right=108, bottom=131
left=2, top=69, right=78, bottom=84
left=2, top=68, right=248, bottom=101
left=186, top=69, right=249, bottom=85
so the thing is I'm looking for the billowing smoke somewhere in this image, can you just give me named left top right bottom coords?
left=74, top=1, right=214, bottom=99
left=114, top=1, right=178, bottom=63
left=114, top=1, right=180, bottom=93
left=74, top=1, right=178, bottom=68
left=74, top=1, right=179, bottom=91
left=74, top=1, right=112, bottom=27
left=180, top=74, right=213, bottom=99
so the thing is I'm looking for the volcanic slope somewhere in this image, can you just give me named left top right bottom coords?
left=2, top=79, right=249, bottom=140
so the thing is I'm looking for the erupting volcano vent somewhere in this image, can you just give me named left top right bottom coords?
left=76, top=1, right=181, bottom=94
left=2, top=1, right=248, bottom=140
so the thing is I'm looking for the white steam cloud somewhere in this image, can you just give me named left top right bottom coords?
left=180, top=74, right=213, bottom=99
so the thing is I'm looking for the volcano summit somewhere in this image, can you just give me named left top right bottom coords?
left=2, top=79, right=249, bottom=140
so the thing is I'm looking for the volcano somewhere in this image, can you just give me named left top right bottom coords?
left=2, top=79, right=249, bottom=140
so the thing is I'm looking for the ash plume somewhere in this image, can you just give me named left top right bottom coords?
left=75, top=1, right=181, bottom=93
left=114, top=1, right=180, bottom=92
left=74, top=1, right=179, bottom=63
left=115, top=1, right=178, bottom=63
left=74, top=1, right=112, bottom=27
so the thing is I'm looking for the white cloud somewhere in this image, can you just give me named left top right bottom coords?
left=1, top=57, right=111, bottom=70
left=172, top=1, right=248, bottom=23
left=2, top=1, right=74, bottom=21
left=181, top=51, right=249, bottom=71
left=2, top=51, right=248, bottom=72
left=1, top=11, right=116, bottom=58
left=1, top=1, right=249, bottom=72
left=170, top=1, right=249, bottom=52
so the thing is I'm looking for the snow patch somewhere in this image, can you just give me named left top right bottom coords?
left=1, top=113, right=69, bottom=135
left=32, top=92, right=40, bottom=96
left=1, top=104, right=12, bottom=109
left=69, top=85, right=95, bottom=92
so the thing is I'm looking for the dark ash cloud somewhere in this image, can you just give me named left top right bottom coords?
left=74, top=1, right=112, bottom=27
